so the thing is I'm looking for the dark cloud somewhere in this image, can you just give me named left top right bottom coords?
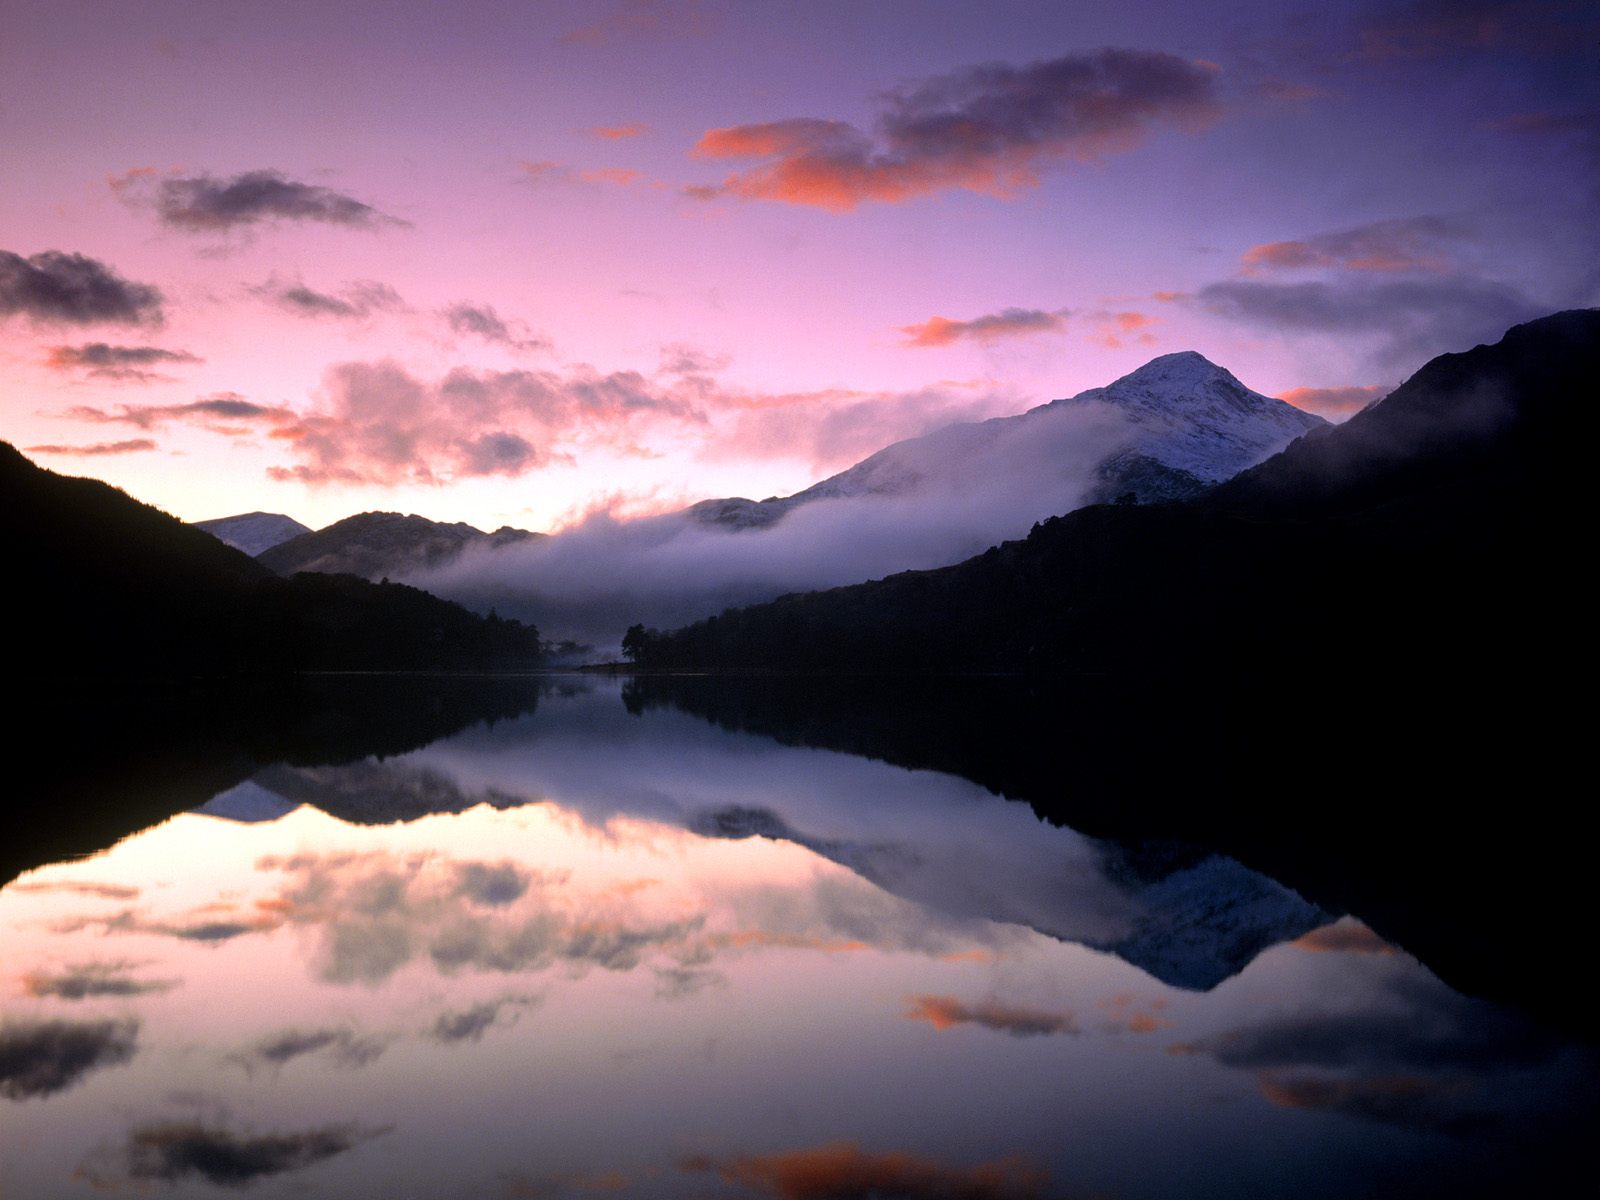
left=1255, top=1071, right=1484, bottom=1135
left=252, top=277, right=405, bottom=319
left=689, top=49, right=1220, bottom=210
left=0, top=1018, right=138, bottom=1099
left=899, top=307, right=1068, bottom=347
left=1189, top=971, right=1571, bottom=1135
left=232, top=1027, right=388, bottom=1071
left=113, top=168, right=404, bottom=232
left=0, top=249, right=163, bottom=326
left=53, top=907, right=282, bottom=943
left=119, top=1119, right=385, bottom=1186
left=1240, top=215, right=1468, bottom=273
left=24, top=439, right=157, bottom=457
left=1209, top=993, right=1559, bottom=1075
left=64, top=393, right=298, bottom=432
left=1196, top=275, right=1548, bottom=366
left=22, top=961, right=176, bottom=1000
left=442, top=302, right=550, bottom=352
left=45, top=343, right=201, bottom=382
left=903, top=994, right=1078, bottom=1037
left=695, top=1141, right=1049, bottom=1200
left=455, top=861, right=534, bottom=907
left=654, top=965, right=725, bottom=999
left=427, top=994, right=540, bottom=1043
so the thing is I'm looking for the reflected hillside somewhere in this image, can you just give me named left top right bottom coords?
left=620, top=671, right=1586, bottom=1027
left=5, top=675, right=548, bottom=889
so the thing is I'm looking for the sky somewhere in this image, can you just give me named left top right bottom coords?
left=3, top=0, right=1597, bottom=532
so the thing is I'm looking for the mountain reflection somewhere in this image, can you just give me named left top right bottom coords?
left=2, top=676, right=1593, bottom=1198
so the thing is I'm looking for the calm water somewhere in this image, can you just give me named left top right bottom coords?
left=2, top=677, right=1590, bottom=1198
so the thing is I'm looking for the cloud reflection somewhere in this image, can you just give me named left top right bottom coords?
left=691, top=1141, right=1049, bottom=1200
left=0, top=1018, right=138, bottom=1100
left=21, top=960, right=176, bottom=1000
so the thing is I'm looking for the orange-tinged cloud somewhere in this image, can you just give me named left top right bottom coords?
left=580, top=167, right=643, bottom=187
left=1290, top=919, right=1396, bottom=955
left=591, top=123, right=649, bottom=140
left=25, top=439, right=157, bottom=457
left=1277, top=384, right=1389, bottom=421
left=706, top=1141, right=1049, bottom=1200
left=713, top=930, right=869, bottom=954
left=903, top=994, right=1078, bottom=1037
left=1240, top=216, right=1465, bottom=275
left=1087, top=309, right=1158, bottom=348
left=688, top=49, right=1220, bottom=211
left=899, top=307, right=1068, bottom=348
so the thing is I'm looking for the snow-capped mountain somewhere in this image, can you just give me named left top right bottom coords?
left=194, top=511, right=311, bottom=556
left=689, top=352, right=1325, bottom=530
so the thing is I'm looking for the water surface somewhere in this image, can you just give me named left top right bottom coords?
left=2, top=677, right=1589, bottom=1198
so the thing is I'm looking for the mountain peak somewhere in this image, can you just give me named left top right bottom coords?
left=1114, top=350, right=1239, bottom=390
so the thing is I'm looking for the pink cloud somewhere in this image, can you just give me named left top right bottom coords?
left=899, top=307, right=1068, bottom=347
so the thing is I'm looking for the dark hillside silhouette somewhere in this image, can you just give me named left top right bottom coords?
left=2, top=442, right=541, bottom=674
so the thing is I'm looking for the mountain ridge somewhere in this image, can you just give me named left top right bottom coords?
left=623, top=310, right=1591, bottom=673
left=688, top=351, right=1325, bottom=531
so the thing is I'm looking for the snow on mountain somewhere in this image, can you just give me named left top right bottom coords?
left=691, top=351, right=1325, bottom=530
left=195, top=511, right=311, bottom=556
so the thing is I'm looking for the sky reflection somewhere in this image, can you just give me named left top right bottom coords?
left=1, top=679, right=1591, bottom=1198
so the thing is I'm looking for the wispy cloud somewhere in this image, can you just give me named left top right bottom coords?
left=441, top=302, right=550, bottom=352
left=250, top=277, right=405, bottom=320
left=591, top=122, right=650, bottom=140
left=230, top=1027, right=389, bottom=1072
left=22, top=960, right=176, bottom=1000
left=426, top=994, right=541, bottom=1043
left=1240, top=215, right=1467, bottom=273
left=64, top=393, right=297, bottom=433
left=45, top=342, right=201, bottom=382
left=113, top=168, right=406, bottom=233
left=898, top=307, right=1068, bottom=347
left=1196, top=276, right=1546, bottom=366
left=1, top=249, right=163, bottom=326
left=559, top=0, right=711, bottom=48
left=903, top=994, right=1078, bottom=1037
left=688, top=49, right=1220, bottom=211
left=25, top=438, right=157, bottom=457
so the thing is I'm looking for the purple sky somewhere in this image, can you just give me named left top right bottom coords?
left=3, top=0, right=1595, bottom=530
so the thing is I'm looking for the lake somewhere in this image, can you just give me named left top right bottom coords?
left=2, top=674, right=1590, bottom=1198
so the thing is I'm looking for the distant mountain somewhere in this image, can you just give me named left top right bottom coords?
left=628, top=310, right=1591, bottom=673
left=2, top=442, right=542, bottom=674
left=258, top=511, right=542, bottom=580
left=196, top=511, right=310, bottom=555
left=687, top=351, right=1325, bottom=530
